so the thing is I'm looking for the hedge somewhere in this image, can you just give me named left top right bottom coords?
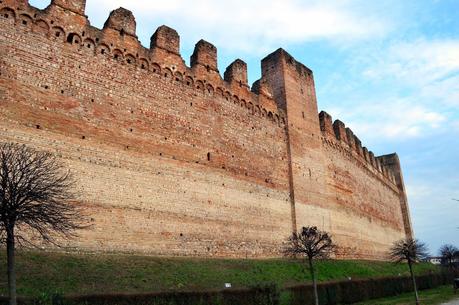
left=0, top=284, right=279, bottom=305
left=286, top=271, right=454, bottom=305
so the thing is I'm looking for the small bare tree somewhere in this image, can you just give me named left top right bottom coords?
left=283, top=226, right=336, bottom=305
left=439, top=244, right=458, bottom=270
left=389, top=238, right=428, bottom=305
left=0, top=143, right=87, bottom=305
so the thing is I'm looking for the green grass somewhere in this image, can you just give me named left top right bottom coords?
left=354, top=285, right=458, bottom=305
left=0, top=250, right=440, bottom=297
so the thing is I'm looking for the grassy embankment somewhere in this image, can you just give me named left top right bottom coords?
left=0, top=250, right=440, bottom=297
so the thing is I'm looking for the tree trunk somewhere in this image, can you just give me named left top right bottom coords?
left=308, top=257, right=319, bottom=305
left=408, top=259, right=419, bottom=305
left=6, top=226, right=17, bottom=305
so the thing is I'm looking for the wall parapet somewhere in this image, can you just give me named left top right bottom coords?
left=319, top=111, right=399, bottom=190
left=0, top=0, right=286, bottom=128
left=0, top=0, right=404, bottom=188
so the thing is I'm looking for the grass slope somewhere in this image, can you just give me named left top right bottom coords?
left=0, top=250, right=440, bottom=297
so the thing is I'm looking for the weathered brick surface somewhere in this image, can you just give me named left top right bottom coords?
left=0, top=0, right=412, bottom=259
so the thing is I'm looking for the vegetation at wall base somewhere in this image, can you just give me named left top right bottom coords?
left=0, top=250, right=441, bottom=297
left=283, top=272, right=453, bottom=305
left=353, top=284, right=459, bottom=305
left=0, top=286, right=279, bottom=305
left=0, top=274, right=455, bottom=305
left=0, top=249, right=454, bottom=305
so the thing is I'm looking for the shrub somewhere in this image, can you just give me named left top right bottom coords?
left=0, top=284, right=279, bottom=305
left=287, top=272, right=453, bottom=305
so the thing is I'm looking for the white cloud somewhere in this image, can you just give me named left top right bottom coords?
left=322, top=38, right=459, bottom=142
left=327, top=99, right=446, bottom=141
left=406, top=182, right=433, bottom=201
left=407, top=179, right=459, bottom=251
left=363, top=39, right=459, bottom=83
left=82, top=0, right=389, bottom=54
left=362, top=39, right=459, bottom=106
left=453, top=121, right=459, bottom=132
left=419, top=75, right=459, bottom=107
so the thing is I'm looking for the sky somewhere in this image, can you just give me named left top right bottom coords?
left=30, top=0, right=459, bottom=255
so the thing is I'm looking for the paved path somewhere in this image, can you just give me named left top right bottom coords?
left=440, top=298, right=459, bottom=305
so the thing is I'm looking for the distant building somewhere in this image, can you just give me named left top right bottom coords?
left=425, top=256, right=459, bottom=267
left=426, top=256, right=442, bottom=265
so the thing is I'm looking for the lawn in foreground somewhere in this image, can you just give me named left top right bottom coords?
left=0, top=250, right=440, bottom=297
left=354, top=284, right=458, bottom=305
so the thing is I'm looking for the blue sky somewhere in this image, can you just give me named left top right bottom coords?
left=30, top=0, right=459, bottom=255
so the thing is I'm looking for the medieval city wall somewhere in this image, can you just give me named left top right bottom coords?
left=319, top=113, right=408, bottom=258
left=0, top=0, right=412, bottom=259
left=260, top=51, right=409, bottom=259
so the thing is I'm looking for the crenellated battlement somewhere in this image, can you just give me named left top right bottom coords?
left=150, top=25, right=180, bottom=56
left=0, top=0, right=287, bottom=127
left=224, top=59, right=249, bottom=89
left=191, top=39, right=218, bottom=73
left=51, top=0, right=86, bottom=16
left=319, top=111, right=399, bottom=188
left=103, top=7, right=137, bottom=38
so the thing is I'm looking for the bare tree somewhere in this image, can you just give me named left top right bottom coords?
left=389, top=238, right=428, bottom=305
left=440, top=244, right=458, bottom=270
left=0, top=143, right=87, bottom=305
left=283, top=226, right=336, bottom=305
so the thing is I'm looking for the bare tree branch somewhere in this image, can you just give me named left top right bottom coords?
left=0, top=142, right=89, bottom=305
left=283, top=226, right=336, bottom=260
left=283, top=226, right=336, bottom=305
left=439, top=244, right=458, bottom=269
left=389, top=238, right=428, bottom=305
left=389, top=238, right=428, bottom=264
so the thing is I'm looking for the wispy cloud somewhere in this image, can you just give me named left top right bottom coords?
left=419, top=75, right=459, bottom=107
left=405, top=182, right=433, bottom=201
left=327, top=99, right=446, bottom=141
left=82, top=0, right=390, bottom=54
left=321, top=38, right=459, bottom=142
left=453, top=121, right=459, bottom=132
left=362, top=39, right=459, bottom=106
left=363, top=40, right=459, bottom=82
left=407, top=179, right=459, bottom=253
